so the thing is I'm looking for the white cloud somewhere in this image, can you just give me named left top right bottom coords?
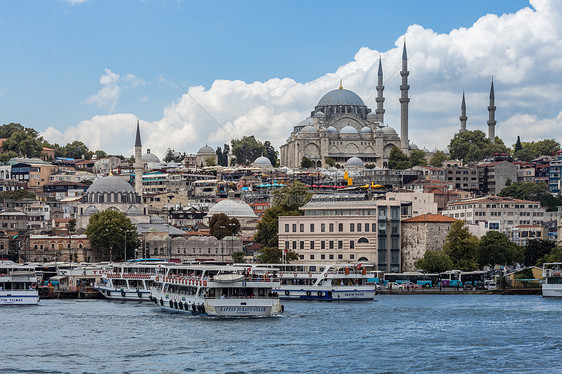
left=85, top=69, right=145, bottom=111
left=66, top=0, right=88, bottom=4
left=45, top=0, right=562, bottom=159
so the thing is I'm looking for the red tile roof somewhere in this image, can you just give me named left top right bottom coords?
left=402, top=214, right=457, bottom=223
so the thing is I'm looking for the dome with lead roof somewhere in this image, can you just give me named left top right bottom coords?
left=317, top=89, right=365, bottom=107
left=253, top=156, right=272, bottom=168
left=300, top=125, right=317, bottom=134
left=382, top=126, right=397, bottom=135
left=142, top=149, right=160, bottom=163
left=360, top=126, right=372, bottom=134
left=340, top=126, right=358, bottom=134
left=345, top=156, right=364, bottom=168
left=87, top=176, right=135, bottom=194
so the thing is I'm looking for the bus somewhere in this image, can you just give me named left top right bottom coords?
left=383, top=272, right=440, bottom=288
left=439, top=270, right=462, bottom=287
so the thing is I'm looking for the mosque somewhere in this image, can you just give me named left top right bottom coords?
left=280, top=42, right=416, bottom=169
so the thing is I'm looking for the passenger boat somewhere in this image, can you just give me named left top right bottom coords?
left=0, top=263, right=40, bottom=305
left=94, top=261, right=166, bottom=301
left=542, top=262, right=562, bottom=297
left=150, top=264, right=283, bottom=317
left=257, top=263, right=377, bottom=301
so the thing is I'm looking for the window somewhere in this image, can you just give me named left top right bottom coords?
left=300, top=224, right=304, bottom=232
left=310, top=224, right=315, bottom=232
left=350, top=254, right=355, bottom=260
left=358, top=237, right=369, bottom=244
left=350, top=223, right=355, bottom=232
left=338, top=254, right=343, bottom=260
left=329, top=254, right=334, bottom=260
left=310, top=255, right=315, bottom=260
left=338, top=223, right=343, bottom=232
left=285, top=224, right=289, bottom=232
left=321, top=254, right=325, bottom=260
left=365, top=224, right=369, bottom=232
left=329, top=223, right=334, bottom=232
left=310, top=241, right=315, bottom=250
left=285, top=241, right=289, bottom=250
left=292, top=224, right=297, bottom=232
left=357, top=223, right=362, bottom=232
left=321, top=241, right=325, bottom=250
left=350, top=241, right=355, bottom=249
left=372, top=223, right=376, bottom=231
left=329, top=241, right=334, bottom=249
left=338, top=241, right=343, bottom=249
left=292, top=241, right=297, bottom=250
left=321, top=223, right=325, bottom=232
left=300, top=241, right=305, bottom=250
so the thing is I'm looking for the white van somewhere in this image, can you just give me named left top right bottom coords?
left=484, top=280, right=497, bottom=290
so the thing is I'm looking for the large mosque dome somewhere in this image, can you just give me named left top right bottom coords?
left=317, top=88, right=365, bottom=107
left=197, top=145, right=215, bottom=155
left=84, top=175, right=138, bottom=204
left=208, top=198, right=257, bottom=218
left=142, top=149, right=160, bottom=163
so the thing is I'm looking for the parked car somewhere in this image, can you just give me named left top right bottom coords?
left=484, top=280, right=497, bottom=290
left=385, top=282, right=403, bottom=290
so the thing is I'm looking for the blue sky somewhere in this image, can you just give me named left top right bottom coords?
left=2, top=0, right=557, bottom=158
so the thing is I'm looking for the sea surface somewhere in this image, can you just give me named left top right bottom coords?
left=1, top=295, right=561, bottom=374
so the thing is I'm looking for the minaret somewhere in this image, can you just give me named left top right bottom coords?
left=400, top=40, right=410, bottom=152
left=375, top=56, right=385, bottom=124
left=487, top=80, right=496, bottom=141
left=134, top=119, right=143, bottom=200
left=459, top=91, right=467, bottom=133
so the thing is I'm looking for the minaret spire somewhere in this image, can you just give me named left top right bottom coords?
left=487, top=79, right=497, bottom=141
left=400, top=40, right=410, bottom=152
left=375, top=56, right=385, bottom=124
left=459, top=91, right=467, bottom=133
left=339, top=79, right=343, bottom=90
left=134, top=119, right=143, bottom=199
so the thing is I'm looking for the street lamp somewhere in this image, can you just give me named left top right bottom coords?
left=123, top=228, right=136, bottom=262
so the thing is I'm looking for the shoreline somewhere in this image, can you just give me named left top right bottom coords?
left=377, top=288, right=542, bottom=295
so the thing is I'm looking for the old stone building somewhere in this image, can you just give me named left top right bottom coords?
left=400, top=214, right=456, bottom=272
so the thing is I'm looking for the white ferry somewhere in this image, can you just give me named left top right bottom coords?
left=0, top=263, right=40, bottom=305
left=542, top=262, right=562, bottom=297
left=94, top=261, right=166, bottom=301
left=150, top=264, right=283, bottom=317
left=259, top=263, right=377, bottom=301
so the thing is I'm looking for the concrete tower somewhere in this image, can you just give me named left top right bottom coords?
left=459, top=91, right=468, bottom=133
left=375, top=56, right=385, bottom=124
left=400, top=41, right=410, bottom=152
left=134, top=119, right=143, bottom=199
left=487, top=80, right=496, bottom=141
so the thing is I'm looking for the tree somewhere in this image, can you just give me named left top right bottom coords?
left=301, top=156, right=313, bottom=169
left=85, top=210, right=139, bottom=261
left=429, top=151, right=447, bottom=167
left=409, top=149, right=427, bottom=167
left=272, top=181, right=312, bottom=212
left=478, top=231, right=522, bottom=267
left=164, top=148, right=176, bottom=163
left=216, top=146, right=226, bottom=166
left=0, top=189, right=36, bottom=201
left=325, top=157, right=335, bottom=167
left=524, top=239, right=555, bottom=266
left=257, top=246, right=299, bottom=263
left=448, top=130, right=509, bottom=162
left=94, top=150, right=108, bottom=159
left=209, top=213, right=240, bottom=240
left=499, top=182, right=562, bottom=211
left=205, top=156, right=217, bottom=167
left=231, top=136, right=266, bottom=165
left=255, top=206, right=300, bottom=248
left=264, top=141, right=278, bottom=167
left=62, top=141, right=91, bottom=159
left=443, top=220, right=479, bottom=271
left=514, top=136, right=523, bottom=154
left=542, top=246, right=562, bottom=263
left=414, top=250, right=453, bottom=273
left=388, top=147, right=411, bottom=169
left=232, top=251, right=246, bottom=263
left=0, top=151, right=18, bottom=163
left=517, top=139, right=560, bottom=160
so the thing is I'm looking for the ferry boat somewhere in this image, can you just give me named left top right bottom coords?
left=258, top=263, right=377, bottom=301
left=94, top=261, right=166, bottom=301
left=542, top=262, right=562, bottom=297
left=0, top=263, right=40, bottom=305
left=150, top=264, right=284, bottom=317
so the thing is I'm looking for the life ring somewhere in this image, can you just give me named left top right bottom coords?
left=138, top=291, right=143, bottom=298
left=107, top=291, right=111, bottom=296
left=160, top=298, right=163, bottom=306
left=306, top=291, right=311, bottom=297
left=284, top=290, right=290, bottom=296
left=191, top=304, right=196, bottom=312
left=294, top=273, right=298, bottom=278
left=169, top=300, right=173, bottom=308
left=121, top=290, right=126, bottom=298
left=317, top=291, right=323, bottom=297
left=308, top=273, right=312, bottom=277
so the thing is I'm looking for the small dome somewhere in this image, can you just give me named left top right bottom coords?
left=409, top=143, right=419, bottom=150
left=197, top=145, right=215, bottom=155
left=142, top=149, right=160, bottom=163
left=253, top=156, right=272, bottom=168
left=382, top=126, right=397, bottom=135
left=326, top=126, right=337, bottom=133
left=317, top=88, right=365, bottom=107
left=345, top=156, right=364, bottom=168
left=208, top=198, right=257, bottom=218
left=423, top=147, right=431, bottom=153
left=340, top=125, right=358, bottom=134
left=367, top=112, right=378, bottom=119
left=314, top=111, right=326, bottom=118
left=297, top=117, right=313, bottom=127
left=300, top=125, right=317, bottom=134
left=360, top=126, right=372, bottom=134
left=87, top=175, right=136, bottom=194
left=431, top=148, right=439, bottom=153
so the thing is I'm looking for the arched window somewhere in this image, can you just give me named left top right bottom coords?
left=358, top=237, right=369, bottom=244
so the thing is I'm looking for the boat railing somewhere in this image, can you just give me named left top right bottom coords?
left=204, top=294, right=280, bottom=300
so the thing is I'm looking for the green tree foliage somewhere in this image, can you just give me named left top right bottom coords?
left=443, top=220, right=479, bottom=271
left=272, top=181, right=312, bottom=212
left=61, top=141, right=91, bottom=159
left=516, top=139, right=560, bottom=160
left=163, top=148, right=184, bottom=163
left=2, top=126, right=44, bottom=158
left=325, top=157, right=335, bottom=167
left=231, top=136, right=266, bottom=165
left=0, top=151, right=18, bottom=163
left=205, top=156, right=217, bottom=167
left=499, top=182, right=562, bottom=211
left=514, top=136, right=523, bottom=153
left=429, top=150, right=448, bottom=167
left=301, top=156, right=313, bottom=169
left=409, top=149, right=428, bottom=167
left=85, top=210, right=139, bottom=261
left=209, top=213, right=241, bottom=240
left=388, top=147, right=411, bottom=169
left=448, top=130, right=509, bottom=162
left=255, top=206, right=300, bottom=248
left=257, top=246, right=299, bottom=264
left=231, top=251, right=246, bottom=263
left=524, top=239, right=555, bottom=266
left=264, top=141, right=278, bottom=167
left=216, top=146, right=227, bottom=166
left=94, top=150, right=108, bottom=159
left=0, top=189, right=36, bottom=201
left=542, top=246, right=562, bottom=263
left=478, top=231, right=522, bottom=267
left=414, top=250, right=453, bottom=273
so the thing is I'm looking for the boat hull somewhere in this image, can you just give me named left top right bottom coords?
left=542, top=284, right=562, bottom=297
left=277, top=288, right=375, bottom=301
left=94, top=286, right=152, bottom=301
left=0, top=290, right=40, bottom=305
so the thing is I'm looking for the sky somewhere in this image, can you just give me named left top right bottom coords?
left=1, top=0, right=560, bottom=159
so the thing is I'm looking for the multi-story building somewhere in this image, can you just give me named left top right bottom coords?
left=534, top=156, right=551, bottom=185
left=412, top=166, right=446, bottom=182
left=278, top=197, right=402, bottom=272
left=442, top=196, right=546, bottom=238
left=548, top=151, right=562, bottom=195
left=444, top=165, right=479, bottom=192
left=516, top=164, right=535, bottom=183
left=478, top=161, right=518, bottom=195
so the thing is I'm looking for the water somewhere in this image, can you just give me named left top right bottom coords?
left=1, top=295, right=561, bottom=374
